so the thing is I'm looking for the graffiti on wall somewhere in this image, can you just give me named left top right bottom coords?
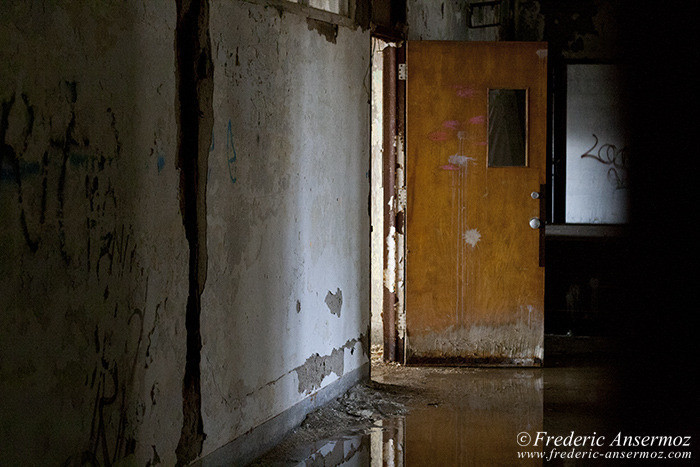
left=580, top=133, right=628, bottom=190
left=2, top=83, right=167, bottom=466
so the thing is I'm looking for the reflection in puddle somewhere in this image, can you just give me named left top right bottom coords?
left=289, top=370, right=544, bottom=466
left=290, top=419, right=403, bottom=466
left=290, top=435, right=370, bottom=466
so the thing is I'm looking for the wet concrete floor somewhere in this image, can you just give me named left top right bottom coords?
left=252, top=342, right=696, bottom=466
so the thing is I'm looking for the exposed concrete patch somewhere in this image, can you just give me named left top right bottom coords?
left=296, top=347, right=344, bottom=395
left=324, top=288, right=343, bottom=317
left=295, top=336, right=365, bottom=395
left=306, top=18, right=338, bottom=44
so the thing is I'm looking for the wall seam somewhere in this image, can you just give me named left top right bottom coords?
left=174, top=0, right=214, bottom=464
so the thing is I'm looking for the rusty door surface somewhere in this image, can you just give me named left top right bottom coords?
left=406, top=42, right=547, bottom=366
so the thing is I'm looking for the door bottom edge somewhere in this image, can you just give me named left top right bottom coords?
left=405, top=355, right=542, bottom=367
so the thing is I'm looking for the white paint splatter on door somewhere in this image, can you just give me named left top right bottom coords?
left=462, top=228, right=481, bottom=247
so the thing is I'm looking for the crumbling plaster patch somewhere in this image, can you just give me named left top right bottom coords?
left=295, top=336, right=366, bottom=395
left=324, top=288, right=343, bottom=317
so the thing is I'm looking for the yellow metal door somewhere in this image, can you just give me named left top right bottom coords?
left=406, top=42, right=547, bottom=365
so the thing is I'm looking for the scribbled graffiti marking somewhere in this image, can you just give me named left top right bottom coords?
left=79, top=306, right=146, bottom=466
left=580, top=133, right=628, bottom=189
left=0, top=93, right=42, bottom=252
left=226, top=119, right=237, bottom=184
left=1, top=85, right=117, bottom=261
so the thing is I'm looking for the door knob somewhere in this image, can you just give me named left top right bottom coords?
left=529, top=217, right=541, bottom=229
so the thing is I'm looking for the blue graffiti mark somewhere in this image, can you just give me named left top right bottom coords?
left=157, top=156, right=165, bottom=173
left=66, top=152, right=112, bottom=169
left=0, top=159, right=40, bottom=182
left=226, top=120, right=237, bottom=184
left=70, top=152, right=89, bottom=167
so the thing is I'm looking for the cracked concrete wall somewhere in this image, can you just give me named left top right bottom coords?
left=0, top=1, right=187, bottom=465
left=2, top=0, right=370, bottom=463
left=201, top=0, right=370, bottom=456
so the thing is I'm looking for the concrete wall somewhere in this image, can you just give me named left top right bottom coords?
left=0, top=2, right=186, bottom=465
left=407, top=0, right=470, bottom=40
left=1, top=0, right=370, bottom=464
left=201, top=0, right=370, bottom=456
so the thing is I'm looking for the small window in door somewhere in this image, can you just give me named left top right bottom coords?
left=488, top=88, right=528, bottom=167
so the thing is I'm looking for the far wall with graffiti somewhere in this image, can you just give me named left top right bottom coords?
left=565, top=64, right=629, bottom=224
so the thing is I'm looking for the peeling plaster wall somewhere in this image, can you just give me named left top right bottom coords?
left=0, top=2, right=187, bottom=465
left=201, top=0, right=370, bottom=456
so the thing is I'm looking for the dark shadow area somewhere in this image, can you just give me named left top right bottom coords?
left=613, top=0, right=699, bottom=441
left=545, top=237, right=632, bottom=337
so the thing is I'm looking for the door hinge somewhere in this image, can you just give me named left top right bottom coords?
left=398, top=63, right=407, bottom=81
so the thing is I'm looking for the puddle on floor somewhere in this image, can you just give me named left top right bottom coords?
left=257, top=367, right=553, bottom=466
left=271, top=407, right=546, bottom=466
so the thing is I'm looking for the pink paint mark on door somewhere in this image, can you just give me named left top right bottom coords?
left=443, top=120, right=461, bottom=130
left=440, top=164, right=460, bottom=171
left=469, top=115, right=485, bottom=125
left=428, top=130, right=450, bottom=142
left=453, top=85, right=476, bottom=98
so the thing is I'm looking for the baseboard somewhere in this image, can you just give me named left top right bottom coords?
left=193, top=362, right=370, bottom=466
